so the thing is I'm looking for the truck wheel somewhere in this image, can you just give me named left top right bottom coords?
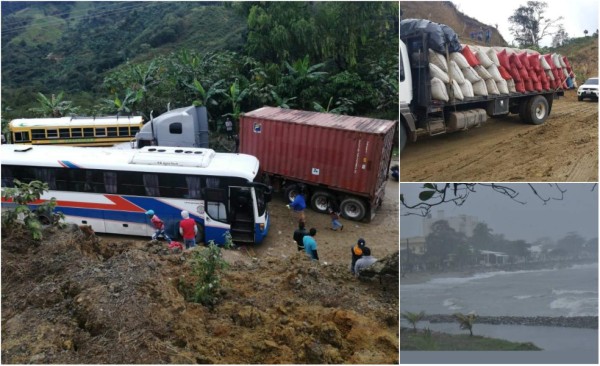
left=518, top=99, right=531, bottom=124
left=578, top=95, right=583, bottom=101
left=400, top=123, right=407, bottom=152
left=526, top=96, right=549, bottom=125
left=340, top=197, right=366, bottom=221
left=310, top=191, right=333, bottom=214
left=284, top=184, right=300, bottom=203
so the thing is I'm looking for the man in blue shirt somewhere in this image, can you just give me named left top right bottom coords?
left=303, top=228, right=319, bottom=260
left=287, top=186, right=307, bottom=222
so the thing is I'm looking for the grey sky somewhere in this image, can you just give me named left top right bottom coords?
left=400, top=183, right=598, bottom=242
left=451, top=0, right=599, bottom=47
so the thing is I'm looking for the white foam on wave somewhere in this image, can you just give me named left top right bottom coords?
left=549, top=297, right=598, bottom=316
left=552, top=289, right=597, bottom=296
left=568, top=263, right=599, bottom=270
left=425, top=268, right=556, bottom=286
left=442, top=298, right=463, bottom=310
left=513, top=295, right=533, bottom=300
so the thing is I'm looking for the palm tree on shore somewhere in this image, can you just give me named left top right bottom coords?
left=454, top=312, right=477, bottom=336
left=401, top=311, right=426, bottom=333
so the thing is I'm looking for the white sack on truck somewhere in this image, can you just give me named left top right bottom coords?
left=472, top=79, right=488, bottom=96
left=450, top=52, right=470, bottom=69
left=450, top=79, right=465, bottom=100
left=486, top=64, right=504, bottom=82
left=460, top=78, right=475, bottom=97
left=486, top=48, right=501, bottom=67
left=476, top=48, right=494, bottom=68
left=540, top=56, right=551, bottom=70
left=485, top=78, right=500, bottom=95
left=507, top=78, right=517, bottom=93
left=429, top=49, right=448, bottom=72
left=449, top=60, right=466, bottom=84
left=462, top=66, right=483, bottom=83
left=475, top=65, right=493, bottom=80
left=431, top=77, right=450, bottom=102
left=430, top=63, right=450, bottom=83
left=496, top=79, right=509, bottom=94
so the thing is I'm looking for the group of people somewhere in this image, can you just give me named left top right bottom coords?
left=288, top=187, right=377, bottom=277
left=145, top=209, right=198, bottom=251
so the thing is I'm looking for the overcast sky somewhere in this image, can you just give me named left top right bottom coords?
left=400, top=183, right=598, bottom=242
left=451, top=0, right=599, bottom=47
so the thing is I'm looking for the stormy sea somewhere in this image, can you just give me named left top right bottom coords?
left=400, top=263, right=598, bottom=363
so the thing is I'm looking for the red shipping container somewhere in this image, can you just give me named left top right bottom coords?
left=239, top=107, right=397, bottom=202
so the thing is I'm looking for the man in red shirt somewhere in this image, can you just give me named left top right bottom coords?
left=179, top=210, right=198, bottom=249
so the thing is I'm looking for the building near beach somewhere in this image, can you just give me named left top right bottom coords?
left=400, top=236, right=426, bottom=255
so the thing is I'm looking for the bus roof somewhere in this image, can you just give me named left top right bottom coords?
left=9, top=116, right=144, bottom=129
left=1, top=144, right=259, bottom=181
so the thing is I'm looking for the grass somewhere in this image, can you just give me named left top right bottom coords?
left=401, top=329, right=542, bottom=351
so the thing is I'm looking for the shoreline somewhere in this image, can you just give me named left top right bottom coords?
left=401, top=260, right=598, bottom=285
left=422, top=315, right=598, bottom=329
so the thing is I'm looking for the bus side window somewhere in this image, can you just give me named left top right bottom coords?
left=118, top=171, right=144, bottom=196
left=118, top=127, right=129, bottom=136
left=32, top=129, right=45, bottom=140
left=1, top=166, right=14, bottom=187
left=14, top=131, right=30, bottom=142
left=206, top=202, right=228, bottom=222
left=59, top=129, right=70, bottom=138
left=103, top=171, right=117, bottom=194
left=34, top=168, right=57, bottom=190
left=83, top=128, right=94, bottom=137
left=186, top=176, right=201, bottom=199
left=72, top=128, right=83, bottom=138
left=107, top=127, right=118, bottom=137
left=143, top=174, right=160, bottom=196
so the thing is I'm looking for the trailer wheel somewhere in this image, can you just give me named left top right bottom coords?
left=400, top=122, right=407, bottom=152
left=310, top=191, right=333, bottom=214
left=340, top=197, right=366, bottom=221
left=284, top=184, right=300, bottom=203
left=526, top=96, right=549, bottom=125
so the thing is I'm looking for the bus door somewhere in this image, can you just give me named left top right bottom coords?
left=228, top=186, right=255, bottom=244
left=203, top=187, right=231, bottom=245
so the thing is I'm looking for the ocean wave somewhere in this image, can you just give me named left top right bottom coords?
left=552, top=289, right=597, bottom=296
left=568, top=263, right=599, bottom=270
left=549, top=297, right=598, bottom=316
left=425, top=268, right=557, bottom=286
left=513, top=295, right=533, bottom=300
left=442, top=298, right=463, bottom=310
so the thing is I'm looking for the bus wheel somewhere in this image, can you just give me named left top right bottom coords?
left=284, top=184, right=299, bottom=203
left=310, top=191, right=333, bottom=214
left=340, top=197, right=366, bottom=221
left=195, top=223, right=205, bottom=245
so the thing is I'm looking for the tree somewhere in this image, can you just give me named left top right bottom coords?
left=469, top=222, right=495, bottom=251
left=454, top=312, right=477, bottom=336
left=556, top=232, right=586, bottom=256
left=425, top=220, right=466, bottom=268
left=401, top=311, right=425, bottom=333
left=551, top=25, right=569, bottom=47
left=28, top=92, right=79, bottom=117
left=584, top=29, right=589, bottom=37
left=401, top=183, right=568, bottom=217
left=508, top=1, right=564, bottom=47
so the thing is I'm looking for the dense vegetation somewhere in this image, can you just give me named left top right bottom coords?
left=2, top=2, right=399, bottom=135
left=400, top=329, right=541, bottom=350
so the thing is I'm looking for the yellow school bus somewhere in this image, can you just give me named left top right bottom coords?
left=9, top=116, right=143, bottom=146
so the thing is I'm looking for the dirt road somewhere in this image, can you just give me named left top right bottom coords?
left=400, top=91, right=598, bottom=182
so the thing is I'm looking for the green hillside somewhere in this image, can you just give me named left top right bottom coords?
left=1, top=1, right=399, bottom=130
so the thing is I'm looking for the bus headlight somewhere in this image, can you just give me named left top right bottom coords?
left=259, top=223, right=265, bottom=231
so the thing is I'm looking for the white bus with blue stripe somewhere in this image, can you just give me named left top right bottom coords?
left=1, top=144, right=271, bottom=245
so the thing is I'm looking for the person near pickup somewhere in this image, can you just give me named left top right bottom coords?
left=293, top=220, right=309, bottom=251
left=354, top=247, right=377, bottom=277
left=146, top=209, right=172, bottom=243
left=303, top=228, right=319, bottom=260
left=328, top=205, right=343, bottom=231
left=179, top=210, right=198, bottom=249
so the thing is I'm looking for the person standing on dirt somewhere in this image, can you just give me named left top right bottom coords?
left=287, top=186, right=307, bottom=223
left=146, top=210, right=172, bottom=243
left=293, top=220, right=309, bottom=251
left=328, top=204, right=343, bottom=231
left=354, top=246, right=377, bottom=277
left=179, top=210, right=198, bottom=249
left=225, top=117, right=234, bottom=140
left=350, top=238, right=366, bottom=274
left=303, top=228, right=319, bottom=260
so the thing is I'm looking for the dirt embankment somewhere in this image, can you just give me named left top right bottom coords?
left=1, top=180, right=399, bottom=364
left=400, top=91, right=598, bottom=182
